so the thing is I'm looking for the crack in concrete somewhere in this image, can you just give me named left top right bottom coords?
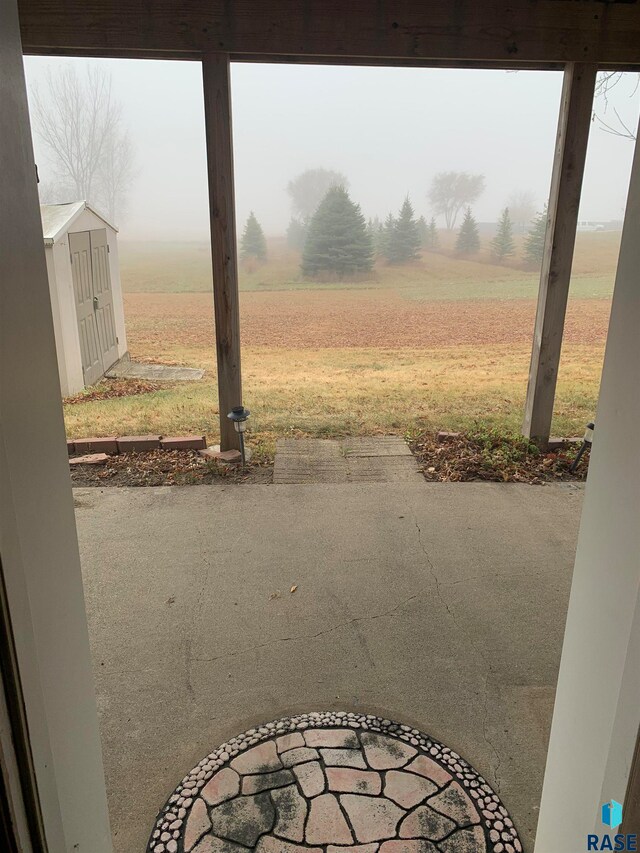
left=412, top=515, right=502, bottom=794
left=442, top=568, right=557, bottom=587
left=412, top=518, right=459, bottom=627
left=191, top=593, right=421, bottom=665
left=482, top=665, right=502, bottom=794
left=102, top=668, right=154, bottom=676
left=184, top=527, right=216, bottom=698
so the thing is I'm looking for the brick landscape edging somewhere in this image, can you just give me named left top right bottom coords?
left=67, top=434, right=207, bottom=455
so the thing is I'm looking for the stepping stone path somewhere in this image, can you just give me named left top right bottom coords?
left=273, top=437, right=422, bottom=484
left=106, top=359, right=205, bottom=382
left=147, top=713, right=521, bottom=853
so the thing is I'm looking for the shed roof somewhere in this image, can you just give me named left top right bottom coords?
left=40, top=201, right=117, bottom=245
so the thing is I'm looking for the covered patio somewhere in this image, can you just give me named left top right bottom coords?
left=75, top=480, right=583, bottom=851
left=1, top=1, right=639, bottom=851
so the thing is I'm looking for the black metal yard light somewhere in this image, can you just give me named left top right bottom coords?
left=227, top=405, right=250, bottom=465
left=570, top=420, right=594, bottom=473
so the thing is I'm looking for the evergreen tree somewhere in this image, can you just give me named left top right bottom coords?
left=416, top=215, right=427, bottom=245
left=367, top=216, right=384, bottom=252
left=380, top=213, right=396, bottom=258
left=491, top=207, right=515, bottom=262
left=455, top=207, right=480, bottom=255
left=394, top=197, right=421, bottom=262
left=240, top=212, right=267, bottom=261
left=426, top=217, right=439, bottom=250
left=383, top=198, right=421, bottom=264
left=301, top=186, right=373, bottom=277
left=523, top=204, right=548, bottom=266
left=286, top=217, right=308, bottom=251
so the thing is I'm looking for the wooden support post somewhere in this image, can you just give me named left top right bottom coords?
left=522, top=63, right=597, bottom=448
left=202, top=53, right=242, bottom=451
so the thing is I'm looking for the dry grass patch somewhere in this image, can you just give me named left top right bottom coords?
left=68, top=237, right=616, bottom=460
left=64, top=343, right=603, bottom=450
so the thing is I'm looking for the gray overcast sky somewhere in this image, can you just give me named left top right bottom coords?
left=24, top=57, right=639, bottom=240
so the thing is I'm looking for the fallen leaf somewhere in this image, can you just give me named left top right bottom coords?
left=290, top=584, right=298, bottom=594
left=269, top=591, right=281, bottom=600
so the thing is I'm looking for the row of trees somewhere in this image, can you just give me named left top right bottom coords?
left=284, top=167, right=539, bottom=239
left=241, top=191, right=549, bottom=272
left=453, top=204, right=547, bottom=265
left=243, top=190, right=436, bottom=272
left=370, top=204, right=442, bottom=260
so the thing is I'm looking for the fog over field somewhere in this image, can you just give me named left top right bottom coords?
left=24, top=58, right=639, bottom=240
left=25, top=55, right=635, bottom=451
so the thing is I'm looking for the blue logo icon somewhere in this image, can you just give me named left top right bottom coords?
left=602, top=799, right=623, bottom=828
left=588, top=800, right=634, bottom=849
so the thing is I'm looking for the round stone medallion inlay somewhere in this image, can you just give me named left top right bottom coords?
left=147, top=712, right=521, bottom=853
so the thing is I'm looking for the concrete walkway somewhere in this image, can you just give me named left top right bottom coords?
left=74, top=482, right=583, bottom=853
left=106, top=358, right=204, bottom=381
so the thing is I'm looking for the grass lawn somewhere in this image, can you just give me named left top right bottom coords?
left=65, top=342, right=605, bottom=455
left=65, top=233, right=616, bottom=450
left=118, top=231, right=619, bottom=299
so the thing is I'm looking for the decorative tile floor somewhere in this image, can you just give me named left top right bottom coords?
left=147, top=713, right=521, bottom=853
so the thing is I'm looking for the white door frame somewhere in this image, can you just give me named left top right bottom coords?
left=534, top=115, right=640, bottom=846
left=0, top=1, right=112, bottom=850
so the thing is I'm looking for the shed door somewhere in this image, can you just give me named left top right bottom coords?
left=89, top=229, right=119, bottom=371
left=70, top=229, right=119, bottom=386
left=69, top=231, right=104, bottom=386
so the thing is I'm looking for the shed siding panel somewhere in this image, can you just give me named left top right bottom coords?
left=106, top=230, right=127, bottom=358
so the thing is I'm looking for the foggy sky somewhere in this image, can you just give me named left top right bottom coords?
left=24, top=57, right=640, bottom=240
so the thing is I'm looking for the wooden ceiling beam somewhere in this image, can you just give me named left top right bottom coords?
left=17, top=0, right=640, bottom=67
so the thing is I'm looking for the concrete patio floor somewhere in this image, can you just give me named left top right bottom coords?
left=73, top=481, right=584, bottom=853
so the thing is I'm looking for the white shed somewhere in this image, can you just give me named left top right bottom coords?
left=40, top=201, right=128, bottom=396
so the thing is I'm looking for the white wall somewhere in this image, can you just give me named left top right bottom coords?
left=0, top=2, right=113, bottom=849
left=535, top=123, right=640, bottom=847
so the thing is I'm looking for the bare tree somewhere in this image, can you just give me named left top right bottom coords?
left=96, top=129, right=137, bottom=223
left=287, top=168, right=349, bottom=221
left=507, top=189, right=536, bottom=232
left=37, top=178, right=73, bottom=205
left=593, top=71, right=639, bottom=141
left=30, top=66, right=135, bottom=222
left=428, top=171, right=485, bottom=230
